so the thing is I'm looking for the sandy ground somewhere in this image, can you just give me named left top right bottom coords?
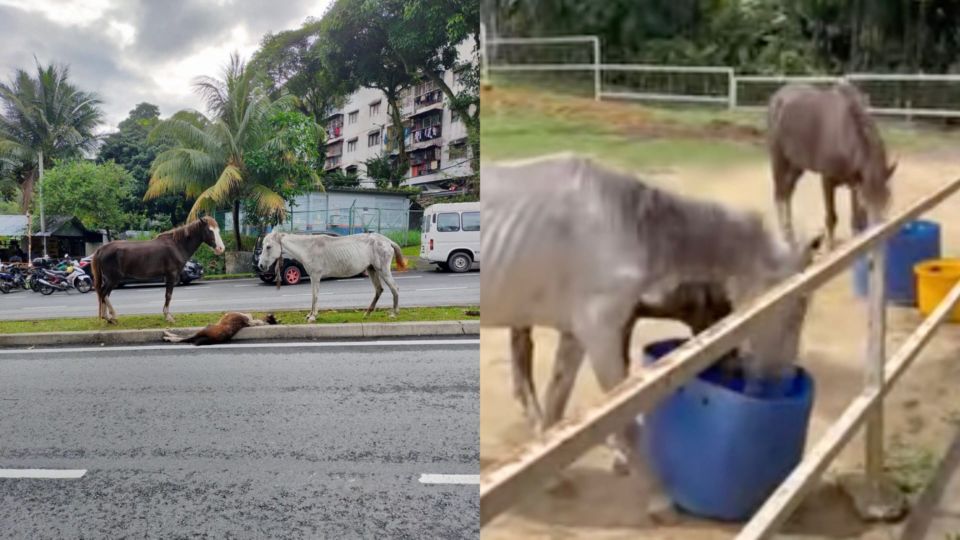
left=480, top=151, right=960, bottom=539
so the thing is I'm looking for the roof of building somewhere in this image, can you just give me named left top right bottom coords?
left=0, top=215, right=95, bottom=237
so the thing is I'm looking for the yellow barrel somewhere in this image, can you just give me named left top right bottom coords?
left=915, top=259, right=960, bottom=322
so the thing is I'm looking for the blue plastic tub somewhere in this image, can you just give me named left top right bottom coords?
left=640, top=338, right=815, bottom=521
left=853, top=220, right=941, bottom=305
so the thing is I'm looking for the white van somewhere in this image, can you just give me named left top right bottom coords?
left=420, top=202, right=480, bottom=273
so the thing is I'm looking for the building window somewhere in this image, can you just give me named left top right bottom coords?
left=348, top=110, right=359, bottom=124
left=347, top=138, right=357, bottom=152
left=369, top=101, right=381, bottom=117
left=449, top=140, right=467, bottom=160
left=437, top=213, right=460, bottom=233
left=346, top=165, right=358, bottom=175
left=462, top=212, right=480, bottom=232
left=368, top=130, right=381, bottom=147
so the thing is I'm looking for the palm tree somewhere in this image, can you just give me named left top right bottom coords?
left=0, top=61, right=103, bottom=213
left=146, top=54, right=318, bottom=250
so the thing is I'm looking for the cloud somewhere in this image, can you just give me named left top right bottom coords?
left=0, top=0, right=331, bottom=130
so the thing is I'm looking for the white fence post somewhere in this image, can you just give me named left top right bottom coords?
left=728, top=69, right=737, bottom=109
left=865, top=240, right=887, bottom=480
left=592, top=36, right=601, bottom=101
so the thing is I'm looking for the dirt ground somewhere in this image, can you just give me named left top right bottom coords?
left=480, top=150, right=960, bottom=539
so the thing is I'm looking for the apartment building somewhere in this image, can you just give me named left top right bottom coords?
left=322, top=40, right=475, bottom=194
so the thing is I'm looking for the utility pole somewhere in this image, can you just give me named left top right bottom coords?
left=38, top=150, right=48, bottom=258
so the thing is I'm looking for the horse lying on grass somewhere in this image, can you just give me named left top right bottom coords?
left=162, top=312, right=278, bottom=345
left=483, top=153, right=818, bottom=522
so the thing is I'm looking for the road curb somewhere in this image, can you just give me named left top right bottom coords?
left=0, top=320, right=480, bottom=348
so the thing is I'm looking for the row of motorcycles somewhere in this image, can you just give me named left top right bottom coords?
left=0, top=257, right=93, bottom=295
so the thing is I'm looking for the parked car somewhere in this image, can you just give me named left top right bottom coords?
left=77, top=257, right=204, bottom=286
left=253, top=231, right=371, bottom=285
left=420, top=201, right=480, bottom=273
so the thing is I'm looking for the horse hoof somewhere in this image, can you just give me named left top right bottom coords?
left=389, top=312, right=398, bottom=319
left=306, top=316, right=316, bottom=323
left=611, top=455, right=630, bottom=476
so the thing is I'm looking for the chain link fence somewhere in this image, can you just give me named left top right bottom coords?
left=242, top=208, right=424, bottom=246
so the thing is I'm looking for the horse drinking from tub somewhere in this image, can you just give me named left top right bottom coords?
left=482, top=153, right=818, bottom=521
left=256, top=230, right=407, bottom=322
left=90, top=216, right=225, bottom=324
left=768, top=81, right=896, bottom=249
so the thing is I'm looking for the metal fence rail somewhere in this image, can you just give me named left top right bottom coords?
left=480, top=177, right=960, bottom=538
left=484, top=35, right=960, bottom=119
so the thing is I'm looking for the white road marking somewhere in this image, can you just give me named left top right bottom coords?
left=233, top=284, right=259, bottom=287
left=0, top=339, right=480, bottom=355
left=281, top=293, right=333, bottom=297
left=447, top=274, right=480, bottom=277
left=0, top=469, right=86, bottom=479
left=23, top=306, right=68, bottom=311
left=418, top=474, right=479, bottom=485
left=394, top=275, right=423, bottom=280
left=416, top=287, right=469, bottom=292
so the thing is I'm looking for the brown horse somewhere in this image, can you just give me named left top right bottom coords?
left=768, top=81, right=897, bottom=249
left=90, top=217, right=225, bottom=324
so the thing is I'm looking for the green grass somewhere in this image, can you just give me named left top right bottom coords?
left=203, top=273, right=255, bottom=280
left=482, top=107, right=761, bottom=170
left=886, top=437, right=940, bottom=495
left=483, top=85, right=960, bottom=169
left=0, top=305, right=479, bottom=334
left=401, top=244, right=420, bottom=259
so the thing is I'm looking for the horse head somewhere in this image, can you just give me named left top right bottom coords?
left=200, top=216, right=226, bottom=255
left=257, top=231, right=283, bottom=272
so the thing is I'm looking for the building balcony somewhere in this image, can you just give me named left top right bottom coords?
left=324, top=156, right=342, bottom=170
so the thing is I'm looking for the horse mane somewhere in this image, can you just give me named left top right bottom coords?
left=836, top=82, right=891, bottom=210
left=158, top=216, right=216, bottom=243
left=583, top=158, right=787, bottom=299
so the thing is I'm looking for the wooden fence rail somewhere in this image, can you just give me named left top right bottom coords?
left=480, top=177, right=960, bottom=534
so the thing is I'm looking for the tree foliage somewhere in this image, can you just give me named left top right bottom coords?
left=249, top=19, right=351, bottom=125
left=146, top=54, right=322, bottom=250
left=98, top=102, right=190, bottom=227
left=0, top=61, right=103, bottom=211
left=39, top=160, right=137, bottom=239
left=315, top=0, right=417, bottom=176
left=493, top=0, right=960, bottom=74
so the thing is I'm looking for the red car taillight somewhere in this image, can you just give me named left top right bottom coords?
left=429, top=239, right=434, bottom=250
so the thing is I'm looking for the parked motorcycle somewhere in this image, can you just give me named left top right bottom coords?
left=36, top=264, right=92, bottom=295
left=0, top=264, right=27, bottom=293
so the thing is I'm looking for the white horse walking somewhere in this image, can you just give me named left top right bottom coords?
left=256, top=231, right=407, bottom=321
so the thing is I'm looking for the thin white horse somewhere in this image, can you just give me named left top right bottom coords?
left=483, top=153, right=817, bottom=521
left=256, top=231, right=407, bottom=321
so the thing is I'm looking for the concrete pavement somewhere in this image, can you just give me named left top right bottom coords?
left=0, top=270, right=480, bottom=320
left=0, top=339, right=479, bottom=538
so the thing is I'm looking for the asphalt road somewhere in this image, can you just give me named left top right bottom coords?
left=0, top=270, right=480, bottom=320
left=0, top=339, right=479, bottom=538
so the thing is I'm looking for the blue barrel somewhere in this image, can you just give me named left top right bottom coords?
left=853, top=220, right=941, bottom=305
left=640, top=338, right=814, bottom=521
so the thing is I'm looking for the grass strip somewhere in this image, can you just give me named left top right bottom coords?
left=0, top=305, right=478, bottom=334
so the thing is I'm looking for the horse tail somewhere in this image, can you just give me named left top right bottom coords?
left=90, top=249, right=104, bottom=296
left=389, top=240, right=408, bottom=272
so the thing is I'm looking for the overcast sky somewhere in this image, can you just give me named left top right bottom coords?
left=0, top=0, right=332, bottom=131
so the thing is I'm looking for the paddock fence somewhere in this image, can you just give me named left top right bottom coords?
left=479, top=176, right=960, bottom=539
left=482, top=34, right=960, bottom=119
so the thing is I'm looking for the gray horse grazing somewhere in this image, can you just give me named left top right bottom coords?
left=768, top=81, right=896, bottom=249
left=483, top=153, right=817, bottom=520
left=256, top=230, right=407, bottom=322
